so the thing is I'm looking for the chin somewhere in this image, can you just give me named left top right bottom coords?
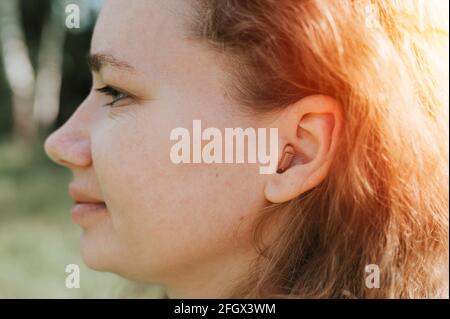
left=78, top=230, right=146, bottom=282
left=79, top=230, right=118, bottom=273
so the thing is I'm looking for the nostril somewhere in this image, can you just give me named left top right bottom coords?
left=44, top=132, right=92, bottom=168
left=43, top=132, right=73, bottom=167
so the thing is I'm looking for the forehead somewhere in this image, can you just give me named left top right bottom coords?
left=91, top=0, right=194, bottom=73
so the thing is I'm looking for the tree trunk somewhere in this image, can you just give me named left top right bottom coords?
left=33, top=0, right=67, bottom=131
left=0, top=0, right=36, bottom=141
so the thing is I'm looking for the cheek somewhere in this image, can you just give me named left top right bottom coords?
left=91, top=113, right=266, bottom=273
left=91, top=114, right=169, bottom=237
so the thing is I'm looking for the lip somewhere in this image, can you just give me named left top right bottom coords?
left=71, top=202, right=108, bottom=225
left=68, top=184, right=108, bottom=225
left=68, top=184, right=104, bottom=204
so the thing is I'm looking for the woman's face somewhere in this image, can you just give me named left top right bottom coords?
left=44, top=0, right=273, bottom=294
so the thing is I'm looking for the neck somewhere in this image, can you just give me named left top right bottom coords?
left=164, top=250, right=258, bottom=298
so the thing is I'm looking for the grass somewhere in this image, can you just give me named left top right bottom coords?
left=0, top=136, right=163, bottom=298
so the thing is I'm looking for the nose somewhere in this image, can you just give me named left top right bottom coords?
left=44, top=111, right=92, bottom=169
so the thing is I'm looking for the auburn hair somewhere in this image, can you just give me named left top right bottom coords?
left=192, top=0, right=449, bottom=298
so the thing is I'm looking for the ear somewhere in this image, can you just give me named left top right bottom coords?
left=264, top=95, right=343, bottom=203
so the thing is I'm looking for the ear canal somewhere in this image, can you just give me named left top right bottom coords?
left=276, top=144, right=295, bottom=174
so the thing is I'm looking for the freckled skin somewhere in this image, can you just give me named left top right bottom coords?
left=44, top=0, right=276, bottom=297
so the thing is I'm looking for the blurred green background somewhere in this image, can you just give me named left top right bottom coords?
left=0, top=0, right=162, bottom=298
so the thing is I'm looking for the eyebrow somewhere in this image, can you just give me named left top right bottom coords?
left=87, top=53, right=135, bottom=73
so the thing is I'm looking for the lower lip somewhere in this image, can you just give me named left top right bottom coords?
left=71, top=202, right=108, bottom=225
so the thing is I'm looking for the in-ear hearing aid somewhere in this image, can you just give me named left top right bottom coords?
left=276, top=144, right=295, bottom=174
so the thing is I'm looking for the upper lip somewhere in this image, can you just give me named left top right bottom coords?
left=68, top=184, right=105, bottom=204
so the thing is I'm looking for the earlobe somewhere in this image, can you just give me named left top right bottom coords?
left=264, top=95, right=343, bottom=203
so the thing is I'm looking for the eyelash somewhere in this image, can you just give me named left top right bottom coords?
left=95, top=85, right=130, bottom=107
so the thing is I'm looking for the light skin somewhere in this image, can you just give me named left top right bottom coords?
left=44, top=0, right=342, bottom=298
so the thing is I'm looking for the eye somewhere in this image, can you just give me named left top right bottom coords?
left=95, top=85, right=130, bottom=107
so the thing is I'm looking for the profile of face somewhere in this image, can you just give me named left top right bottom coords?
left=44, top=0, right=341, bottom=297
